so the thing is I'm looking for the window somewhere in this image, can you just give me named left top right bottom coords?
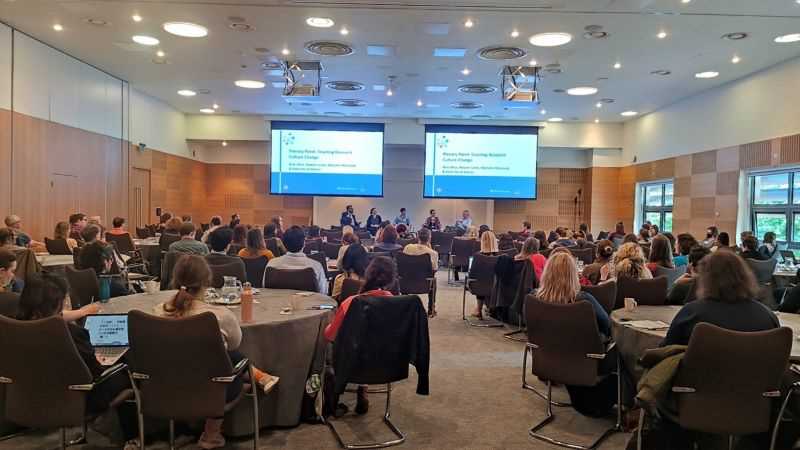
left=750, top=170, right=800, bottom=245
left=641, top=181, right=673, bottom=232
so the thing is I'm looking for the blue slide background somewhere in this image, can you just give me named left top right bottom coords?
left=271, top=173, right=383, bottom=196
left=424, top=175, right=537, bottom=199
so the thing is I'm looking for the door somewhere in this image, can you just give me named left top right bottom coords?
left=131, top=168, right=151, bottom=229
left=50, top=173, right=79, bottom=229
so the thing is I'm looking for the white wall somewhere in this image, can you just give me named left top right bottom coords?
left=623, top=56, right=800, bottom=164
left=186, top=114, right=270, bottom=141
left=190, top=140, right=268, bottom=164
left=0, top=24, right=11, bottom=110
left=130, top=88, right=191, bottom=157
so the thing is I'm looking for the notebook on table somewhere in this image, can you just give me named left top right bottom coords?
left=84, top=314, right=129, bottom=366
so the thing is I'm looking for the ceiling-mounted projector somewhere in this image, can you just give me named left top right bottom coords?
left=279, top=60, right=323, bottom=98
left=501, top=65, right=540, bottom=103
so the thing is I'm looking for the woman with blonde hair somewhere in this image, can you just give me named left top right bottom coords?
left=463, top=225, right=478, bottom=240
left=470, top=230, right=501, bottom=318
left=606, top=242, right=653, bottom=281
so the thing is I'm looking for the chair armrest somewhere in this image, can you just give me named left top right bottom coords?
left=212, top=358, right=250, bottom=383
left=605, top=340, right=617, bottom=354
left=69, top=363, right=127, bottom=391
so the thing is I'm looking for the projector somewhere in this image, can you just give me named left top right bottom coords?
left=285, top=84, right=318, bottom=97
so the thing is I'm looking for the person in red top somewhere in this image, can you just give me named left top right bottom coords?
left=325, top=256, right=398, bottom=415
left=515, top=236, right=546, bottom=281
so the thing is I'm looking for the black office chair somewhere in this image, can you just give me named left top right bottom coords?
left=395, top=253, right=436, bottom=316
left=242, top=256, right=269, bottom=288
left=44, top=237, right=73, bottom=255
left=462, top=253, right=501, bottom=327
left=0, top=292, right=20, bottom=318
left=64, top=266, right=99, bottom=309
left=323, top=242, right=342, bottom=260
left=160, top=251, right=184, bottom=290
left=264, top=267, right=317, bottom=292
left=449, top=238, right=479, bottom=285
left=209, top=261, right=247, bottom=289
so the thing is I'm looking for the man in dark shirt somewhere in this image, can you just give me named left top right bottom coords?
left=340, top=205, right=359, bottom=228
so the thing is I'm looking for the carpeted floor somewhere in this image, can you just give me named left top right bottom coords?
left=1, top=271, right=632, bottom=449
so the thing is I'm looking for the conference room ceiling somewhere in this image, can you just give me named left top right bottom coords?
left=2, top=0, right=800, bottom=122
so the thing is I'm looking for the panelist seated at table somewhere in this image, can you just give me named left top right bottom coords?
left=454, top=210, right=472, bottom=234
left=332, top=243, right=368, bottom=300
left=16, top=272, right=141, bottom=449
left=662, top=251, right=779, bottom=347
left=422, top=209, right=441, bottom=231
left=365, top=208, right=382, bottom=236
left=393, top=208, right=411, bottom=227
left=154, top=255, right=278, bottom=449
left=170, top=222, right=210, bottom=256
left=340, top=205, right=360, bottom=228
left=267, top=226, right=328, bottom=295
left=80, top=241, right=131, bottom=298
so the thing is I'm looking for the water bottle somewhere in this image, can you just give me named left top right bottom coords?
left=241, top=282, right=253, bottom=323
left=99, top=276, right=111, bottom=303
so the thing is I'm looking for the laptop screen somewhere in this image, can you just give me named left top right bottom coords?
left=85, top=314, right=129, bottom=347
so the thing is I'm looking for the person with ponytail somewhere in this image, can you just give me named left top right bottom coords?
left=154, top=255, right=278, bottom=449
left=582, top=239, right=615, bottom=285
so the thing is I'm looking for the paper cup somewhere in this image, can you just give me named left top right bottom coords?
left=624, top=297, right=637, bottom=311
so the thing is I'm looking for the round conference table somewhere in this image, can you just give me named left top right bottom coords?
left=101, top=288, right=335, bottom=435
left=34, top=253, right=74, bottom=268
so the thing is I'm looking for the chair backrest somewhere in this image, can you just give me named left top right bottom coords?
left=396, top=252, right=434, bottom=295
left=500, top=247, right=518, bottom=258
left=135, top=227, right=151, bottom=239
left=209, top=261, right=247, bottom=289
left=323, top=242, right=341, bottom=260
left=308, top=251, right=330, bottom=278
left=780, top=250, right=797, bottom=265
left=242, top=256, right=268, bottom=288
left=581, top=280, right=617, bottom=314
left=105, top=232, right=135, bottom=254
left=226, top=243, right=244, bottom=256
left=65, top=266, right=100, bottom=309
left=339, top=277, right=364, bottom=302
left=615, top=275, right=668, bottom=309
left=0, top=315, right=93, bottom=428
left=0, top=291, right=20, bottom=318
left=160, top=251, right=184, bottom=290
left=303, top=239, right=322, bottom=255
left=323, top=230, right=343, bottom=242
left=158, top=232, right=181, bottom=252
left=265, top=237, right=283, bottom=256
left=451, top=238, right=479, bottom=266
left=431, top=231, right=456, bottom=255
left=673, top=323, right=792, bottom=435
left=398, top=238, right=415, bottom=248
left=467, top=253, right=499, bottom=298
left=44, top=237, right=72, bottom=255
left=127, top=310, right=233, bottom=420
left=569, top=247, right=594, bottom=265
left=367, top=251, right=391, bottom=262
left=356, top=230, right=372, bottom=241
left=653, top=264, right=688, bottom=288
left=746, top=257, right=777, bottom=284
left=525, top=296, right=604, bottom=386
left=264, top=267, right=317, bottom=291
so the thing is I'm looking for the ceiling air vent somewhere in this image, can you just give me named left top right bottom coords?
left=477, top=46, right=527, bottom=61
left=458, top=84, right=497, bottom=94
left=450, top=101, right=483, bottom=110
left=335, top=99, right=366, bottom=107
left=544, top=63, right=562, bottom=74
left=305, top=41, right=354, bottom=56
left=326, top=81, right=365, bottom=91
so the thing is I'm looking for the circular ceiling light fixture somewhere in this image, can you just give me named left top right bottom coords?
left=656, top=30, right=668, bottom=39
left=694, top=71, right=719, bottom=79
left=199, top=108, right=215, bottom=114
left=775, top=33, right=800, bottom=43
left=85, top=18, right=109, bottom=26
left=731, top=55, right=741, bottom=64
left=234, top=79, right=266, bottom=89
left=53, top=23, right=64, bottom=31
left=621, top=111, right=638, bottom=117
left=529, top=32, right=572, bottom=47
left=163, top=22, right=208, bottom=38
left=132, top=14, right=142, bottom=22
left=177, top=89, right=196, bottom=96
left=721, top=32, right=748, bottom=41
left=613, top=62, right=622, bottom=69
left=306, top=17, right=334, bottom=28
left=650, top=69, right=671, bottom=76
left=566, top=86, right=598, bottom=96
left=547, top=117, right=563, bottom=122
left=132, top=35, right=159, bottom=46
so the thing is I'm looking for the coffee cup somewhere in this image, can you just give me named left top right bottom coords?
left=624, top=297, right=637, bottom=311
left=144, top=280, right=159, bottom=294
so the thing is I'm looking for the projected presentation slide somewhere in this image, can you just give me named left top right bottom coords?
left=270, top=121, right=385, bottom=197
left=424, top=125, right=539, bottom=199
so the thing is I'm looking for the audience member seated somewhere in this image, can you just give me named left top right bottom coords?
left=662, top=251, right=779, bottom=347
left=264, top=223, right=287, bottom=257
left=777, top=270, right=800, bottom=313
left=16, top=272, right=140, bottom=449
left=402, top=228, right=439, bottom=272
left=4, top=215, right=38, bottom=248
left=205, top=226, right=247, bottom=275
left=582, top=239, right=614, bottom=285
left=533, top=230, right=548, bottom=251
left=520, top=221, right=532, bottom=238
left=267, top=226, right=328, bottom=294
left=548, top=227, right=575, bottom=248
left=169, top=222, right=209, bottom=255
left=478, top=224, right=490, bottom=237
left=608, top=222, right=626, bottom=241
left=622, top=233, right=639, bottom=245
left=667, top=245, right=709, bottom=305
left=374, top=220, right=391, bottom=243
left=81, top=224, right=103, bottom=245
left=156, top=212, right=172, bottom=233
left=572, top=233, right=593, bottom=249
left=423, top=209, right=442, bottom=231
left=154, top=255, right=278, bottom=448
left=332, top=243, right=368, bottom=300
left=702, top=225, right=719, bottom=249
left=238, top=228, right=274, bottom=261
left=163, top=217, right=183, bottom=235
left=470, top=231, right=500, bottom=319
left=80, top=241, right=130, bottom=298
left=107, top=217, right=128, bottom=236
left=373, top=225, right=402, bottom=252
left=366, top=208, right=382, bottom=236
left=181, top=214, right=192, bottom=223
left=396, top=223, right=409, bottom=238
left=607, top=242, right=652, bottom=281
left=451, top=226, right=478, bottom=282
left=0, top=227, right=25, bottom=252
left=229, top=213, right=241, bottom=229
left=0, top=249, right=21, bottom=293
left=324, top=256, right=399, bottom=415
left=54, top=221, right=79, bottom=252
left=673, top=233, right=696, bottom=266
left=758, top=231, right=778, bottom=260
left=637, top=228, right=651, bottom=244
left=336, top=226, right=358, bottom=268
left=498, top=233, right=516, bottom=251
left=739, top=235, right=766, bottom=260
left=516, top=237, right=546, bottom=281
left=579, top=223, right=594, bottom=242
left=231, top=224, right=247, bottom=249
left=711, top=231, right=732, bottom=252
left=271, top=216, right=285, bottom=238
left=69, top=213, right=89, bottom=246
left=201, top=216, right=223, bottom=243
left=646, top=234, right=675, bottom=272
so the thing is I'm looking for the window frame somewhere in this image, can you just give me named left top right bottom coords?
left=749, top=170, right=800, bottom=246
left=640, top=181, right=673, bottom=232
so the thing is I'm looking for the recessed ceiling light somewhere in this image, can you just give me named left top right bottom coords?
left=657, top=30, right=668, bottom=39
left=529, top=59, right=537, bottom=66
left=200, top=108, right=215, bottom=114
left=681, top=0, right=691, bottom=3
left=132, top=35, right=159, bottom=46
left=163, top=22, right=208, bottom=38
left=722, top=32, right=748, bottom=40
left=595, top=102, right=602, bottom=108
left=461, top=68, right=471, bottom=76
left=540, top=109, right=547, bottom=114
left=340, top=27, right=349, bottom=35
left=613, top=62, right=621, bottom=69
left=177, top=89, right=196, bottom=97
left=212, top=103, right=219, bottom=109
left=386, top=88, right=394, bottom=97
left=566, top=86, right=598, bottom=96
left=547, top=117, right=563, bottom=122
left=695, top=71, right=719, bottom=79
left=775, top=33, right=800, bottom=43
left=731, top=55, right=741, bottom=64
left=621, top=111, right=638, bottom=116
left=234, top=80, right=266, bottom=89
left=510, top=29, right=519, bottom=38
left=595, top=118, right=600, bottom=123
left=650, top=69, right=672, bottom=76
left=156, top=50, right=165, bottom=58
left=221, top=141, right=228, bottom=147
left=529, top=32, right=572, bottom=47
left=281, top=48, right=290, bottom=55
left=52, top=23, right=63, bottom=32
left=416, top=99, right=423, bottom=107
left=85, top=18, right=108, bottom=26
left=464, top=19, right=474, bottom=28
left=132, top=14, right=142, bottom=22
left=306, top=17, right=334, bottom=28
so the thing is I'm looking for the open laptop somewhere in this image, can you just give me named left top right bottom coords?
left=84, top=314, right=129, bottom=366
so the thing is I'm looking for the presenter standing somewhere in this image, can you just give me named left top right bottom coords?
left=340, top=205, right=360, bottom=228
left=423, top=209, right=442, bottom=231
left=455, top=210, right=472, bottom=234
left=366, top=208, right=383, bottom=236
left=393, top=208, right=411, bottom=227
